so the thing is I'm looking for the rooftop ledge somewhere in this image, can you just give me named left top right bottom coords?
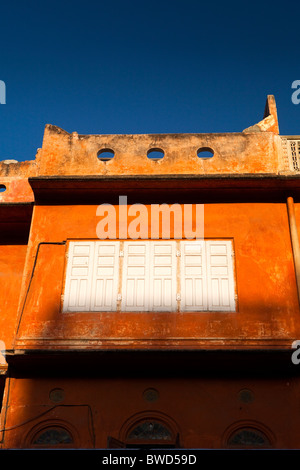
left=0, top=95, right=295, bottom=204
left=25, top=174, right=300, bottom=205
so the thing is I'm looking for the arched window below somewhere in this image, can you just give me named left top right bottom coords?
left=227, top=427, right=271, bottom=448
left=128, top=420, right=173, bottom=441
left=124, top=419, right=179, bottom=448
left=109, top=416, right=179, bottom=448
left=31, top=426, right=74, bottom=447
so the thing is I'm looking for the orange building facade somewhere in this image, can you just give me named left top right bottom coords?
left=1, top=95, right=300, bottom=449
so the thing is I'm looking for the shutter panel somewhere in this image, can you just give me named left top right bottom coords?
left=150, top=241, right=177, bottom=312
left=121, top=241, right=150, bottom=311
left=206, top=240, right=235, bottom=311
left=180, top=240, right=207, bottom=311
left=90, top=241, right=120, bottom=311
left=63, top=241, right=94, bottom=312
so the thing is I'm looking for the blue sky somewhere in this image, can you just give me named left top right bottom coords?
left=0, top=0, right=300, bottom=162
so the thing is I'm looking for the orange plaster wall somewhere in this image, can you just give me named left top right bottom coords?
left=36, top=126, right=280, bottom=177
left=293, top=202, right=300, bottom=236
left=0, top=245, right=27, bottom=349
left=2, top=375, right=300, bottom=449
left=0, top=179, right=34, bottom=203
left=13, top=201, right=300, bottom=350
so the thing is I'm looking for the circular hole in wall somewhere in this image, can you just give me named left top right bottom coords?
left=49, top=388, right=65, bottom=403
left=197, top=147, right=214, bottom=159
left=0, top=185, right=6, bottom=192
left=147, top=148, right=164, bottom=161
left=97, top=148, right=115, bottom=161
left=238, top=389, right=254, bottom=404
left=143, top=388, right=159, bottom=403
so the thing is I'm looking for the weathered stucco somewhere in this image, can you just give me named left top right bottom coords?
left=0, top=95, right=285, bottom=204
left=2, top=95, right=300, bottom=450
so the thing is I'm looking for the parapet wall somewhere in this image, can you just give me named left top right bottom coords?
left=0, top=95, right=292, bottom=204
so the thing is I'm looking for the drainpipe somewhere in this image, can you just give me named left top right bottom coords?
left=287, top=196, right=300, bottom=305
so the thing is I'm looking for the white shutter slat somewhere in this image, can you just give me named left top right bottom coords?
left=180, top=240, right=207, bottom=311
left=150, top=241, right=177, bottom=312
left=121, top=242, right=150, bottom=311
left=206, top=240, right=235, bottom=311
left=63, top=241, right=94, bottom=312
left=91, top=241, right=120, bottom=311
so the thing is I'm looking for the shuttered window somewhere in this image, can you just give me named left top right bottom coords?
left=63, top=241, right=120, bottom=312
left=150, top=242, right=177, bottom=312
left=121, top=241, right=150, bottom=311
left=121, top=241, right=177, bottom=312
left=206, top=240, right=235, bottom=312
left=90, top=242, right=120, bottom=311
left=63, top=240, right=235, bottom=312
left=63, top=241, right=95, bottom=312
left=180, top=239, right=235, bottom=312
left=180, top=240, right=207, bottom=311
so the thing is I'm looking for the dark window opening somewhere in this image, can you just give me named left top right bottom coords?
left=32, top=427, right=73, bottom=446
left=124, top=420, right=179, bottom=449
left=128, top=421, right=172, bottom=441
left=227, top=428, right=271, bottom=448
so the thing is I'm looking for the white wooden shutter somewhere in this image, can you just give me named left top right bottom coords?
left=121, top=241, right=150, bottom=311
left=150, top=241, right=177, bottom=312
left=90, top=241, right=120, bottom=311
left=63, top=241, right=94, bottom=312
left=63, top=239, right=236, bottom=313
left=206, top=240, right=235, bottom=311
left=180, top=240, right=207, bottom=311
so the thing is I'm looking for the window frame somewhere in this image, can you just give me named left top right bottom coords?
left=26, top=421, right=78, bottom=449
left=61, top=238, right=237, bottom=314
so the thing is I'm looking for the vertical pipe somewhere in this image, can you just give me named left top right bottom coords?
left=287, top=196, right=300, bottom=305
